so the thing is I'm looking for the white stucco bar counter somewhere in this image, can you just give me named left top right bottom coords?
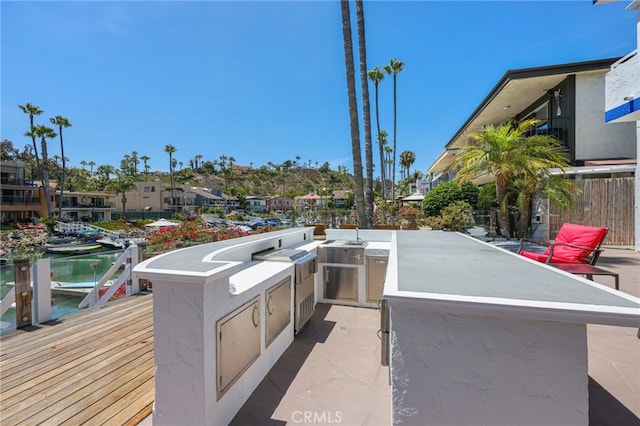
left=384, top=231, right=640, bottom=426
left=133, top=228, right=316, bottom=426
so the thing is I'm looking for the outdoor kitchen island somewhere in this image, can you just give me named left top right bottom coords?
left=384, top=231, right=640, bottom=426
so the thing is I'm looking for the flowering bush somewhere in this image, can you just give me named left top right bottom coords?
left=144, top=220, right=278, bottom=255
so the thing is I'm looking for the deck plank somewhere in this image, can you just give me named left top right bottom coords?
left=0, top=293, right=154, bottom=425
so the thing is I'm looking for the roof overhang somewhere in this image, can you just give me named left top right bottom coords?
left=428, top=58, right=620, bottom=173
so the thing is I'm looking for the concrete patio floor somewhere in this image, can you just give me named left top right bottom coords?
left=230, top=244, right=639, bottom=426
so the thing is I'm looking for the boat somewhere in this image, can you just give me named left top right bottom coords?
left=96, top=237, right=127, bottom=250
left=44, top=242, right=103, bottom=255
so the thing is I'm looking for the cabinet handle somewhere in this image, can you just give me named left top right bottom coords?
left=252, top=305, right=260, bottom=327
left=267, top=295, right=275, bottom=315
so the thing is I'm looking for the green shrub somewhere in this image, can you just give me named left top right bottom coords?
left=422, top=181, right=479, bottom=217
left=441, top=201, right=475, bottom=232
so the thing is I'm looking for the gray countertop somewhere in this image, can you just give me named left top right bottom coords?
left=395, top=231, right=638, bottom=308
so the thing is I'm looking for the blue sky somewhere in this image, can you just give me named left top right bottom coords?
left=1, top=1, right=636, bottom=180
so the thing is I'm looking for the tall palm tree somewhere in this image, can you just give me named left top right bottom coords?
left=340, top=0, right=367, bottom=227
left=80, top=160, right=88, bottom=170
left=384, top=58, right=404, bottom=203
left=384, top=144, right=393, bottom=198
left=131, top=151, right=139, bottom=174
left=399, top=150, right=415, bottom=180
left=356, top=0, right=374, bottom=228
left=453, top=118, right=571, bottom=237
left=367, top=66, right=385, bottom=198
left=140, top=155, right=150, bottom=174
left=18, top=103, right=44, bottom=182
left=31, top=125, right=57, bottom=217
left=164, top=144, right=177, bottom=212
left=50, top=115, right=72, bottom=219
left=88, top=161, right=96, bottom=177
left=110, top=173, right=136, bottom=219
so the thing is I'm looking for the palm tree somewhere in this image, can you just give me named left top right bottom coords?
left=384, top=58, right=404, bottom=202
left=80, top=160, right=88, bottom=170
left=32, top=124, right=57, bottom=217
left=384, top=144, right=393, bottom=198
left=453, top=119, right=572, bottom=237
left=399, top=150, right=415, bottom=180
left=368, top=66, right=385, bottom=198
left=140, top=155, right=150, bottom=174
left=110, top=173, right=136, bottom=219
left=164, top=144, right=177, bottom=212
left=356, top=0, right=374, bottom=228
left=50, top=115, right=72, bottom=219
left=88, top=161, right=96, bottom=177
left=340, top=0, right=367, bottom=227
left=131, top=151, right=139, bottom=174
left=18, top=103, right=44, bottom=182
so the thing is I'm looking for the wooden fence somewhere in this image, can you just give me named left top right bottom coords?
left=549, top=176, right=635, bottom=246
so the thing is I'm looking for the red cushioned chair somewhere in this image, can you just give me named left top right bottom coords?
left=518, top=223, right=608, bottom=265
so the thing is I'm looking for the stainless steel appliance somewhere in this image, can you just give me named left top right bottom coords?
left=323, top=265, right=358, bottom=301
left=366, top=256, right=388, bottom=303
left=317, top=241, right=367, bottom=303
left=252, top=248, right=317, bottom=334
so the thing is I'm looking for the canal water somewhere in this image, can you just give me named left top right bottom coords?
left=0, top=249, right=126, bottom=334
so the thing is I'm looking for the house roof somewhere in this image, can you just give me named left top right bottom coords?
left=429, top=58, right=620, bottom=173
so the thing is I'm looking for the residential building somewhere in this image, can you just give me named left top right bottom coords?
left=266, top=195, right=294, bottom=213
left=428, top=58, right=637, bottom=245
left=113, top=181, right=196, bottom=215
left=245, top=196, right=267, bottom=214
left=184, top=185, right=238, bottom=213
left=600, top=0, right=640, bottom=250
left=55, top=190, right=117, bottom=222
left=295, top=192, right=324, bottom=213
left=0, top=160, right=46, bottom=227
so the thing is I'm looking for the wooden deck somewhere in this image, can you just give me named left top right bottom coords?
left=0, top=292, right=154, bottom=425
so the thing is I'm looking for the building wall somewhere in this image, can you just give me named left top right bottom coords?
left=575, top=72, right=637, bottom=160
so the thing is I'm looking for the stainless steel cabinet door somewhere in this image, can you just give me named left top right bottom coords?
left=266, top=277, right=291, bottom=347
left=216, top=296, right=261, bottom=399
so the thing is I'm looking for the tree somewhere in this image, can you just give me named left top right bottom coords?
left=422, top=181, right=479, bottom=217
left=31, top=125, right=57, bottom=217
left=88, top=161, right=96, bottom=177
left=110, top=173, right=136, bottom=219
left=368, top=66, right=385, bottom=198
left=453, top=119, right=572, bottom=237
left=356, top=0, right=374, bottom=228
left=18, top=103, right=44, bottom=181
left=50, top=115, right=72, bottom=219
left=399, top=150, right=415, bottom=179
left=340, top=0, right=367, bottom=227
left=165, top=144, right=177, bottom=212
left=131, top=151, right=139, bottom=174
left=140, top=155, right=150, bottom=174
left=384, top=59, right=404, bottom=203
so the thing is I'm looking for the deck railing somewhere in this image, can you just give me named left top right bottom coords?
left=0, top=244, right=142, bottom=335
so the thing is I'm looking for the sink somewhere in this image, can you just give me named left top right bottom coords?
left=321, top=240, right=367, bottom=247
left=342, top=241, right=368, bottom=247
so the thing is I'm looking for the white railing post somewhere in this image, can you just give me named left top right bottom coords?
left=32, top=258, right=52, bottom=324
left=127, top=244, right=140, bottom=295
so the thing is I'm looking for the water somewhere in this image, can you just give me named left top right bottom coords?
left=0, top=249, right=125, bottom=333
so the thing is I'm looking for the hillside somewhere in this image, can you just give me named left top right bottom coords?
left=172, top=165, right=355, bottom=198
